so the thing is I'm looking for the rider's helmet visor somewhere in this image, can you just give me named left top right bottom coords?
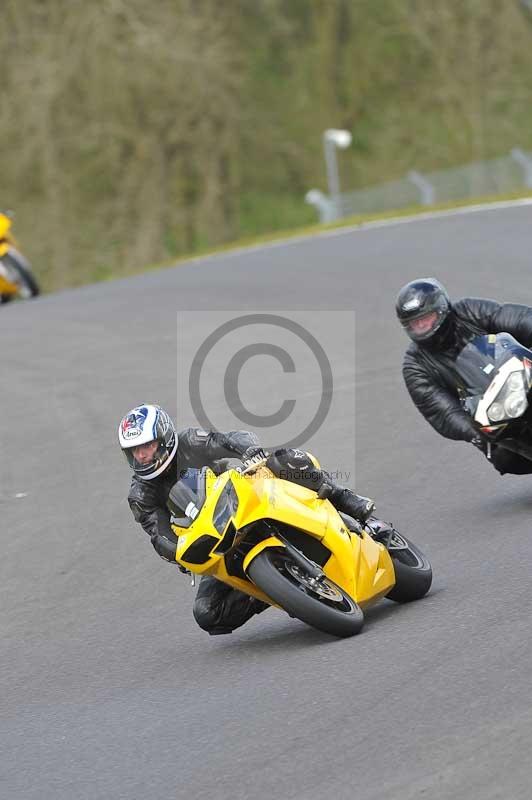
left=406, top=311, right=439, bottom=339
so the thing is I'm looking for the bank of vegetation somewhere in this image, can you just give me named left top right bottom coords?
left=3, top=0, right=532, bottom=290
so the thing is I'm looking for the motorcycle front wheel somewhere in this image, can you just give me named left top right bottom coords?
left=247, top=548, right=364, bottom=638
left=1, top=250, right=40, bottom=299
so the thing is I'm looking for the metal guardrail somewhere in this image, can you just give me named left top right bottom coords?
left=306, top=148, right=532, bottom=223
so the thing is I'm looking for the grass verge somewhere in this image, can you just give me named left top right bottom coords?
left=98, top=188, right=532, bottom=283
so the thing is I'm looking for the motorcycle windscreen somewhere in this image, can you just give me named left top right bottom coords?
left=167, top=467, right=208, bottom=527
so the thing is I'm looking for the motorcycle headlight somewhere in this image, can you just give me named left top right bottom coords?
left=488, top=402, right=505, bottom=422
left=506, top=372, right=524, bottom=392
left=213, top=480, right=239, bottom=534
left=504, top=392, right=527, bottom=418
left=488, top=370, right=528, bottom=422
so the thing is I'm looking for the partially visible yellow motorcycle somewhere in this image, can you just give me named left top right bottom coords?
left=0, top=211, right=39, bottom=303
left=169, top=458, right=432, bottom=638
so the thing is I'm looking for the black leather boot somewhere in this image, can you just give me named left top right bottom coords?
left=327, top=486, right=375, bottom=524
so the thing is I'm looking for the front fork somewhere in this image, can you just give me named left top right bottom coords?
left=273, top=532, right=323, bottom=579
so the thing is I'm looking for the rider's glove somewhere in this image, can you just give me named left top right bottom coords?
left=151, top=533, right=179, bottom=564
left=152, top=538, right=188, bottom=572
left=356, top=496, right=376, bottom=524
left=241, top=446, right=269, bottom=468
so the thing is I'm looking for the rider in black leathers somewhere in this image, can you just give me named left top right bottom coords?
left=119, top=405, right=376, bottom=635
left=396, top=277, right=532, bottom=475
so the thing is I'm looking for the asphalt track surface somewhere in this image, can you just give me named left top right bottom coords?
left=2, top=203, right=532, bottom=799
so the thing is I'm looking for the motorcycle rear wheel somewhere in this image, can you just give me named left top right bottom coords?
left=385, top=533, right=432, bottom=603
left=247, top=548, right=364, bottom=638
left=1, top=250, right=40, bottom=299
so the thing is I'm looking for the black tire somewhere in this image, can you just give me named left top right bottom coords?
left=385, top=533, right=432, bottom=603
left=247, top=548, right=364, bottom=638
left=1, top=250, right=40, bottom=299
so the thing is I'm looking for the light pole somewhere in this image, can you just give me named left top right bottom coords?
left=323, top=128, right=352, bottom=215
left=305, top=189, right=336, bottom=224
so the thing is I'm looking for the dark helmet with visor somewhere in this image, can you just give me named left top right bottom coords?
left=395, top=278, right=451, bottom=343
left=118, top=404, right=177, bottom=480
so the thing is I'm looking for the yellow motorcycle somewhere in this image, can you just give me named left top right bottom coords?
left=0, top=211, right=39, bottom=303
left=169, top=459, right=432, bottom=638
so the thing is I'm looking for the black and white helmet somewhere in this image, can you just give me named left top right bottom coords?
left=118, top=404, right=177, bottom=480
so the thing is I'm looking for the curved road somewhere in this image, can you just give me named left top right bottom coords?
left=2, top=203, right=532, bottom=799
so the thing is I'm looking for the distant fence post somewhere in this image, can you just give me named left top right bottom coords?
left=510, top=148, right=532, bottom=189
left=407, top=171, right=436, bottom=206
left=305, top=146, right=530, bottom=225
left=305, top=189, right=337, bottom=223
left=322, top=129, right=352, bottom=216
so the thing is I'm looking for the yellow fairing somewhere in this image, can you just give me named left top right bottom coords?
left=0, top=273, right=18, bottom=295
left=0, top=213, right=11, bottom=256
left=0, top=213, right=11, bottom=238
left=171, top=466, right=397, bottom=609
left=171, top=470, right=275, bottom=605
left=233, top=471, right=395, bottom=605
left=242, top=536, right=284, bottom=573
